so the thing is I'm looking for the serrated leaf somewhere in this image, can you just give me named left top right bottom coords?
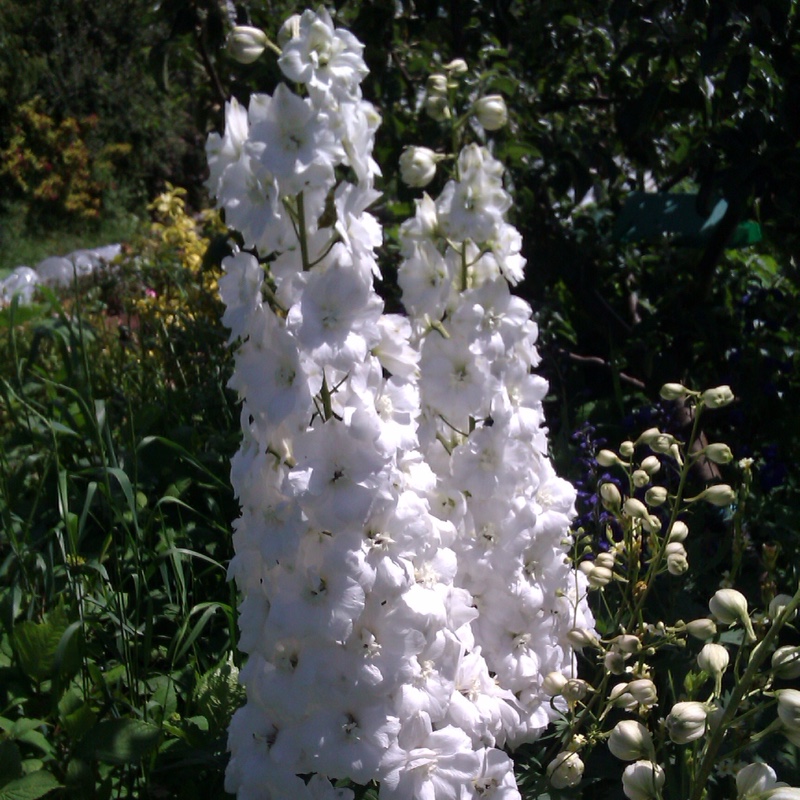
left=0, top=770, right=61, bottom=800
left=77, top=719, right=160, bottom=765
left=193, top=658, right=244, bottom=732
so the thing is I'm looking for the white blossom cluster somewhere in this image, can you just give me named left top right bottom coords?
left=207, top=8, right=592, bottom=799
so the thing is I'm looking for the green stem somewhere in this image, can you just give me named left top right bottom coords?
left=297, top=192, right=311, bottom=271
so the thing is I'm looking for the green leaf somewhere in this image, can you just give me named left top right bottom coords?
left=77, top=719, right=160, bottom=765
left=193, top=658, right=244, bottom=732
left=12, top=608, right=80, bottom=684
left=0, top=770, right=61, bottom=800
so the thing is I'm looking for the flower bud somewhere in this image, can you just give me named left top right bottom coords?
left=636, top=428, right=662, bottom=446
left=702, top=385, right=734, bottom=408
left=736, top=762, right=778, bottom=798
left=547, top=751, right=584, bottom=789
left=615, top=634, right=641, bottom=654
left=609, top=683, right=637, bottom=710
left=667, top=551, right=689, bottom=575
left=703, top=443, right=734, bottom=464
left=620, top=440, right=635, bottom=458
left=669, top=520, right=689, bottom=541
left=399, top=147, right=439, bottom=188
left=609, top=720, right=654, bottom=761
left=567, top=628, right=600, bottom=650
left=640, top=455, right=661, bottom=475
left=605, top=650, right=628, bottom=674
left=772, top=646, right=800, bottom=680
left=698, top=643, right=729, bottom=677
left=627, top=678, right=658, bottom=707
left=698, top=484, right=736, bottom=507
left=474, top=95, right=508, bottom=130
left=595, top=552, right=616, bottom=570
left=709, top=588, right=749, bottom=625
left=426, top=73, right=449, bottom=95
left=443, top=58, right=468, bottom=74
left=624, top=498, right=649, bottom=519
left=645, top=486, right=668, bottom=507
left=632, top=469, right=650, bottom=488
left=769, top=594, right=797, bottom=621
left=641, top=515, right=662, bottom=534
left=622, top=761, right=665, bottom=800
left=597, top=449, right=623, bottom=467
left=660, top=383, right=688, bottom=400
left=649, top=433, right=675, bottom=454
left=424, top=93, right=451, bottom=121
left=562, top=678, right=591, bottom=703
left=588, top=565, right=614, bottom=589
left=666, top=701, right=707, bottom=744
left=227, top=26, right=269, bottom=64
left=777, top=689, right=800, bottom=732
left=542, top=671, right=567, bottom=696
left=665, top=541, right=686, bottom=557
left=600, top=482, right=622, bottom=509
left=685, top=618, right=717, bottom=640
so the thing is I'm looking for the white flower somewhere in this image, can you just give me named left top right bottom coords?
left=737, top=762, right=779, bottom=798
left=278, top=7, right=368, bottom=100
left=380, top=713, right=482, bottom=800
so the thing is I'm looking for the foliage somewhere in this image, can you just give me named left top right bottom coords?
left=0, top=97, right=131, bottom=228
left=0, top=195, right=239, bottom=798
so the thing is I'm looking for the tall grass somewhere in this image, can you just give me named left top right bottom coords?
left=0, top=229, right=241, bottom=798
